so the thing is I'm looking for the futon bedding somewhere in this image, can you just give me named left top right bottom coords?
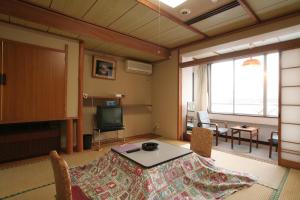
left=70, top=151, right=256, bottom=200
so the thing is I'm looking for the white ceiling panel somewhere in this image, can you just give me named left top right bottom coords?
left=109, top=4, right=158, bottom=34
left=247, top=0, right=300, bottom=20
left=51, top=0, right=96, bottom=19
left=129, top=15, right=177, bottom=43
left=83, top=0, right=137, bottom=27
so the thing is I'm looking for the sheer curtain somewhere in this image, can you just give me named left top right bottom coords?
left=194, top=64, right=208, bottom=113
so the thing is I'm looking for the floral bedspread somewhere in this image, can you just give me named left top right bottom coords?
left=69, top=151, right=256, bottom=200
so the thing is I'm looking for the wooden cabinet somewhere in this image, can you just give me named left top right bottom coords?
left=0, top=39, right=67, bottom=123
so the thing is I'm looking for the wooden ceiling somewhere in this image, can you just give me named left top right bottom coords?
left=0, top=0, right=299, bottom=62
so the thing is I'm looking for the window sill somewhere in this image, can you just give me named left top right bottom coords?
left=208, top=113, right=278, bottom=126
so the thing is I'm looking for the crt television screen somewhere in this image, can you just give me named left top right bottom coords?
left=101, top=107, right=122, bottom=125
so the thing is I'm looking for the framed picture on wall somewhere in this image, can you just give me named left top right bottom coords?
left=92, top=56, right=116, bottom=80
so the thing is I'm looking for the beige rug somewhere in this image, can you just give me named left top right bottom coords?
left=0, top=147, right=111, bottom=198
left=279, top=169, right=300, bottom=200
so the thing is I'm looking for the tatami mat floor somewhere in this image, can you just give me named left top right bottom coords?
left=0, top=137, right=298, bottom=200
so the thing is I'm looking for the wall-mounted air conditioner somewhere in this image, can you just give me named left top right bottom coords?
left=125, top=60, right=152, bottom=75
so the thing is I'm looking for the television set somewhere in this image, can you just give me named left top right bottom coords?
left=96, top=106, right=123, bottom=132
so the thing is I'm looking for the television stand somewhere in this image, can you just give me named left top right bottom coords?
left=93, top=127, right=125, bottom=151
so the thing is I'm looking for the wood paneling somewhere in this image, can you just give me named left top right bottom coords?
left=9, top=16, right=48, bottom=31
left=177, top=49, right=183, bottom=140
left=1, top=39, right=66, bottom=122
left=0, top=40, right=3, bottom=121
left=0, top=0, right=170, bottom=58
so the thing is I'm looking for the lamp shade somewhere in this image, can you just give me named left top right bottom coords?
left=242, top=58, right=261, bottom=67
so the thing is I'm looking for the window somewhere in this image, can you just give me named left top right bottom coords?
left=209, top=52, right=279, bottom=117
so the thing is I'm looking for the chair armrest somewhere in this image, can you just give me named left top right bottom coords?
left=198, top=122, right=219, bottom=128
left=270, top=131, right=278, bottom=139
left=211, top=120, right=228, bottom=128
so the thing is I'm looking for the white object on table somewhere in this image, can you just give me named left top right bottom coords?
left=113, top=139, right=192, bottom=168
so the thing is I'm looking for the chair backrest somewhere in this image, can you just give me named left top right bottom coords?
left=49, top=151, right=72, bottom=200
left=190, top=127, right=213, bottom=158
left=197, top=111, right=211, bottom=128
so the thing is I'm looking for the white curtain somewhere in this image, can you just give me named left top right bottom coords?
left=194, top=64, right=208, bottom=112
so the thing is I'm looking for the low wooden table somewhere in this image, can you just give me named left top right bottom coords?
left=231, top=126, right=259, bottom=153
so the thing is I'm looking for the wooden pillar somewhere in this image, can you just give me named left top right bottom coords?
left=177, top=49, right=183, bottom=140
left=76, top=41, right=84, bottom=152
left=66, top=119, right=73, bottom=154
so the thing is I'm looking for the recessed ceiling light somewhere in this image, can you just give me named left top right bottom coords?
left=180, top=8, right=191, bottom=15
left=159, top=0, right=186, bottom=8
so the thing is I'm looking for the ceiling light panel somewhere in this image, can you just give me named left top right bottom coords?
left=159, top=0, right=186, bottom=8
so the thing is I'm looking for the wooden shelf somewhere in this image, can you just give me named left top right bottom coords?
left=123, top=104, right=152, bottom=107
left=84, top=95, right=123, bottom=100
left=83, top=95, right=123, bottom=107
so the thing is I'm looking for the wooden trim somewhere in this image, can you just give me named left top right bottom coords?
left=64, top=44, right=68, bottom=117
left=281, top=66, right=300, bottom=70
left=0, top=118, right=74, bottom=125
left=76, top=41, right=84, bottom=152
left=0, top=37, right=66, bottom=53
left=180, top=38, right=300, bottom=68
left=237, top=0, right=260, bottom=22
left=282, top=140, right=300, bottom=145
left=278, top=50, right=283, bottom=165
left=136, top=0, right=207, bottom=39
left=281, top=104, right=300, bottom=106
left=282, top=85, right=300, bottom=88
left=0, top=40, right=3, bottom=122
left=66, top=119, right=73, bottom=154
left=279, top=158, right=300, bottom=169
left=281, top=122, right=300, bottom=125
left=175, top=11, right=300, bottom=51
left=281, top=149, right=300, bottom=155
left=177, top=49, right=183, bottom=140
left=0, top=0, right=170, bottom=58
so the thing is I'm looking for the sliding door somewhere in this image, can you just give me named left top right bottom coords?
left=279, top=48, right=300, bottom=169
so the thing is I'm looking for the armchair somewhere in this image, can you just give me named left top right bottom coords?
left=197, top=111, right=228, bottom=146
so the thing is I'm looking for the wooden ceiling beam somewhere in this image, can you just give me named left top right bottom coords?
left=137, top=0, right=208, bottom=39
left=0, top=0, right=170, bottom=58
left=238, top=0, right=260, bottom=22
left=180, top=38, right=300, bottom=68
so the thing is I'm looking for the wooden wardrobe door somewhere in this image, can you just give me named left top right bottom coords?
left=0, top=40, right=3, bottom=121
left=2, top=40, right=66, bottom=122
